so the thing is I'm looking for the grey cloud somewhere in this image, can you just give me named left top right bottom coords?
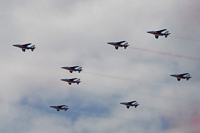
left=0, top=0, right=200, bottom=133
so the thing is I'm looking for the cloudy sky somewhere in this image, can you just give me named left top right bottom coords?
left=0, top=0, right=200, bottom=133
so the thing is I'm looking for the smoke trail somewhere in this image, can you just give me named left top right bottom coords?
left=69, top=109, right=95, bottom=116
left=129, top=46, right=200, bottom=62
left=83, top=71, right=133, bottom=82
left=68, top=107, right=172, bottom=118
left=67, top=105, right=192, bottom=126
left=82, top=71, right=169, bottom=87
left=82, top=71, right=200, bottom=100
left=171, top=35, right=200, bottom=43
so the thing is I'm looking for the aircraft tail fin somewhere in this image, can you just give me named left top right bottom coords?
left=78, top=67, right=83, bottom=72
left=76, top=79, right=81, bottom=84
left=164, top=31, right=170, bottom=38
left=31, top=45, right=36, bottom=51
left=186, top=74, right=192, bottom=80
left=123, top=42, right=129, bottom=49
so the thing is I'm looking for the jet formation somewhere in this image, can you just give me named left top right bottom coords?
left=61, top=66, right=83, bottom=73
left=107, top=41, right=129, bottom=50
left=13, top=43, right=36, bottom=52
left=13, top=28, right=193, bottom=113
left=50, top=105, right=69, bottom=111
left=170, top=73, right=192, bottom=81
left=147, top=29, right=170, bottom=39
left=120, top=101, right=139, bottom=109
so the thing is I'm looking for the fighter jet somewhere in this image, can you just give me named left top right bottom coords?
left=170, top=73, right=192, bottom=81
left=147, top=29, right=170, bottom=39
left=13, top=43, right=36, bottom=52
left=107, top=41, right=129, bottom=50
left=120, top=101, right=139, bottom=109
left=61, top=78, right=81, bottom=85
left=61, top=66, right=83, bottom=73
left=50, top=105, right=68, bottom=111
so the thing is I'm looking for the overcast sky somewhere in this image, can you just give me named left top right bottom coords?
left=0, top=0, right=200, bottom=133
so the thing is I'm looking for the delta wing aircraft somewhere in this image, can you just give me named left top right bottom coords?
left=13, top=43, right=36, bottom=52
left=61, top=78, right=81, bottom=85
left=147, top=29, right=170, bottom=39
left=107, top=41, right=129, bottom=50
left=170, top=73, right=192, bottom=81
left=50, top=105, right=68, bottom=111
left=61, top=66, right=83, bottom=73
left=120, top=101, right=139, bottom=109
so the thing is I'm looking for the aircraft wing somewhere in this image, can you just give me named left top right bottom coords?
left=72, top=66, right=79, bottom=68
left=22, top=43, right=32, bottom=46
left=71, top=78, right=77, bottom=80
left=157, top=29, right=167, bottom=33
left=107, top=41, right=125, bottom=44
left=116, top=41, right=126, bottom=44
left=177, top=73, right=189, bottom=76
left=129, top=101, right=136, bottom=104
left=50, top=106, right=57, bottom=108
left=182, top=73, right=189, bottom=75
left=58, top=105, right=65, bottom=108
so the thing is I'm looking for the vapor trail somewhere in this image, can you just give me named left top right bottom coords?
left=129, top=46, right=200, bottom=62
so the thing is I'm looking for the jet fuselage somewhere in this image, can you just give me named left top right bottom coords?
left=50, top=105, right=68, bottom=111
left=61, top=78, right=81, bottom=85
left=170, top=73, right=192, bottom=81
left=107, top=41, right=129, bottom=49
left=147, top=31, right=165, bottom=36
left=13, top=43, right=36, bottom=52
left=61, top=66, right=82, bottom=73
